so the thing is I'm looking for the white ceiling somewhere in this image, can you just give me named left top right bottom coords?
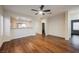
left=3, top=5, right=79, bottom=18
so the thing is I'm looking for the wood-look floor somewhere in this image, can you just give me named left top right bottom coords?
left=0, top=35, right=75, bottom=53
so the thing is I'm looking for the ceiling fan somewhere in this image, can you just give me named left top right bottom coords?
left=31, top=5, right=51, bottom=15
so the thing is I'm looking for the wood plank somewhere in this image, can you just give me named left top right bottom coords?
left=0, top=35, right=75, bottom=53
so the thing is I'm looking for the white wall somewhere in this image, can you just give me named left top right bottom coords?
left=0, top=15, right=3, bottom=39
left=0, top=6, right=4, bottom=46
left=65, top=11, right=69, bottom=40
left=11, top=18, right=37, bottom=39
left=3, top=15, right=11, bottom=41
left=48, top=13, right=65, bottom=38
left=4, top=11, right=40, bottom=39
left=0, top=7, right=13, bottom=46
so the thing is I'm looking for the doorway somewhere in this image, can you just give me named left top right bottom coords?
left=71, top=20, right=79, bottom=35
left=71, top=20, right=79, bottom=49
left=42, top=23, right=45, bottom=36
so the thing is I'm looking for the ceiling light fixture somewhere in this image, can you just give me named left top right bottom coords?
left=38, top=11, right=43, bottom=15
left=31, top=5, right=51, bottom=15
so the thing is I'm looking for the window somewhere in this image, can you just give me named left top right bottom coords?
left=17, top=23, right=26, bottom=28
left=73, top=22, right=79, bottom=30
left=11, top=16, right=32, bottom=29
left=17, top=21, right=32, bottom=29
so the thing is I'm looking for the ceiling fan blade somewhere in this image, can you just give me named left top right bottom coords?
left=42, top=13, right=45, bottom=15
left=40, top=5, right=44, bottom=10
left=35, top=13, right=38, bottom=15
left=43, top=10, right=50, bottom=12
left=32, top=9, right=38, bottom=11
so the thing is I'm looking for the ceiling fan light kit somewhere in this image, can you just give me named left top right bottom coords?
left=38, top=11, right=43, bottom=14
